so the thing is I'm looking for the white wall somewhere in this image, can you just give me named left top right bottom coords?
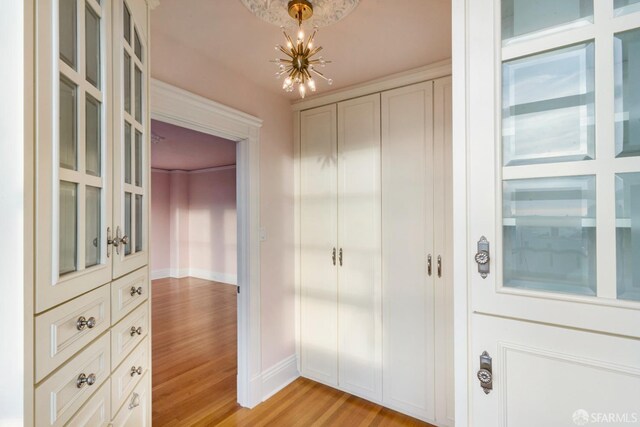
left=0, top=1, right=30, bottom=425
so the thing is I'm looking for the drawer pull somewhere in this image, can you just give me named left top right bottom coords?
left=130, top=366, right=143, bottom=377
left=130, top=286, right=143, bottom=296
left=76, top=373, right=96, bottom=388
left=130, top=326, right=143, bottom=336
left=76, top=316, right=97, bottom=331
left=128, top=392, right=141, bottom=410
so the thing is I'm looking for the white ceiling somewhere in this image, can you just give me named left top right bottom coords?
left=151, top=0, right=452, bottom=100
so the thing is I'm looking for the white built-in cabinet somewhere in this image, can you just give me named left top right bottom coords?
left=33, top=0, right=151, bottom=425
left=299, top=76, right=453, bottom=426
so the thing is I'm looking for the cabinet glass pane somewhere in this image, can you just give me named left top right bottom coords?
left=503, top=42, right=595, bottom=166
left=125, top=122, right=132, bottom=184
left=615, top=29, right=640, bottom=158
left=135, top=66, right=142, bottom=123
left=124, top=192, right=132, bottom=256
left=59, top=0, right=77, bottom=68
left=615, top=0, right=640, bottom=16
left=135, top=130, right=142, bottom=187
left=124, top=52, right=131, bottom=114
left=59, top=181, right=77, bottom=275
left=123, top=3, right=131, bottom=45
left=134, top=29, right=143, bottom=61
left=503, top=176, right=596, bottom=296
left=86, top=95, right=101, bottom=177
left=85, top=5, right=100, bottom=88
left=135, top=195, right=142, bottom=252
left=616, top=173, right=640, bottom=302
left=85, top=186, right=101, bottom=268
left=502, top=0, right=593, bottom=41
left=60, top=77, right=77, bottom=170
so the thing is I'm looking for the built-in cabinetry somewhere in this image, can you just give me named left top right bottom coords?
left=298, top=76, right=453, bottom=426
left=33, top=0, right=151, bottom=425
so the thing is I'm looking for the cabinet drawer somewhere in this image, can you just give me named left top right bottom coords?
left=111, top=302, right=148, bottom=370
left=111, top=337, right=150, bottom=417
left=66, top=378, right=111, bottom=427
left=111, top=371, right=151, bottom=427
left=35, top=284, right=110, bottom=382
left=111, top=267, right=149, bottom=325
left=35, top=333, right=110, bottom=427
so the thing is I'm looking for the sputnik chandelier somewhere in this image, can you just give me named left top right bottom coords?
left=272, top=0, right=332, bottom=98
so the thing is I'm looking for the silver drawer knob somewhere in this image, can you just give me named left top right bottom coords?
left=76, top=373, right=96, bottom=388
left=120, top=234, right=129, bottom=246
left=130, top=366, right=143, bottom=377
left=130, top=326, right=143, bottom=336
left=76, top=316, right=97, bottom=331
left=130, top=286, right=143, bottom=296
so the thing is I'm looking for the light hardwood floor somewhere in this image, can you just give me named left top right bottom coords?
left=152, top=277, right=434, bottom=426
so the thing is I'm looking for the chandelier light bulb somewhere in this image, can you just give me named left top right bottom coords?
left=298, top=28, right=305, bottom=41
left=299, top=84, right=306, bottom=98
left=308, top=79, right=316, bottom=92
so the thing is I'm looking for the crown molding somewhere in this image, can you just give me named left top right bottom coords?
left=151, top=79, right=263, bottom=143
left=290, top=59, right=452, bottom=111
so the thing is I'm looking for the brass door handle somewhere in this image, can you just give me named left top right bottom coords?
left=437, top=255, right=442, bottom=278
left=427, top=254, right=432, bottom=276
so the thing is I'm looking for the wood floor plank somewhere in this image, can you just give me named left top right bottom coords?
left=152, top=277, right=435, bottom=426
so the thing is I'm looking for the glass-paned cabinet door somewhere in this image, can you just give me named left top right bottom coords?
left=35, top=0, right=112, bottom=312
left=497, top=1, right=640, bottom=309
left=112, top=0, right=149, bottom=279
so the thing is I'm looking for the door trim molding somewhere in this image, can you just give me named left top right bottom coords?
left=151, top=78, right=263, bottom=408
left=452, top=0, right=470, bottom=425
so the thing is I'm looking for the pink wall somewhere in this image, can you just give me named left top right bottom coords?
left=151, top=31, right=295, bottom=369
left=151, top=171, right=170, bottom=273
left=188, top=168, right=237, bottom=278
left=151, top=168, right=237, bottom=283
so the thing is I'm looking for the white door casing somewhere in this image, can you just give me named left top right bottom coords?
left=150, top=78, right=263, bottom=408
left=460, top=1, right=640, bottom=426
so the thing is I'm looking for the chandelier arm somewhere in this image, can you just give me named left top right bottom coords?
left=309, top=67, right=330, bottom=81
left=307, top=46, right=323, bottom=58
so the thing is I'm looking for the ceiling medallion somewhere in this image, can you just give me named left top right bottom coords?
left=240, top=0, right=360, bottom=28
left=271, top=0, right=333, bottom=98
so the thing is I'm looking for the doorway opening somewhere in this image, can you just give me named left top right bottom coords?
left=150, top=78, right=264, bottom=412
left=150, top=119, right=239, bottom=424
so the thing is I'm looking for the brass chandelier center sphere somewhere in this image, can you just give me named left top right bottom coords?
left=288, top=0, right=314, bottom=22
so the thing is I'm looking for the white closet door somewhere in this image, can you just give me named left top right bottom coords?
left=337, top=94, right=382, bottom=401
left=433, top=76, right=454, bottom=427
left=300, top=104, right=339, bottom=386
left=381, top=82, right=435, bottom=420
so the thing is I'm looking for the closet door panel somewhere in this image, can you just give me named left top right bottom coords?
left=381, top=82, right=435, bottom=420
left=433, top=76, right=454, bottom=426
left=337, top=94, right=382, bottom=401
left=300, top=104, right=339, bottom=385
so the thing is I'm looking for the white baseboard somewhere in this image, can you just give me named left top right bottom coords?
left=261, top=354, right=300, bottom=402
left=188, top=268, right=237, bottom=285
left=150, top=268, right=237, bottom=285
left=150, top=269, right=171, bottom=280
